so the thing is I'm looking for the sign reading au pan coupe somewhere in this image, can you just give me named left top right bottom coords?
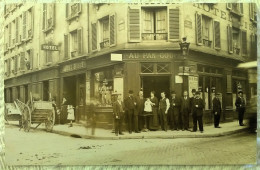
left=41, top=44, right=59, bottom=51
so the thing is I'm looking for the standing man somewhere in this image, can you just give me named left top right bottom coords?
left=113, top=93, right=124, bottom=136
left=235, top=91, right=246, bottom=126
left=181, top=90, right=191, bottom=131
left=190, top=89, right=196, bottom=130
left=159, top=92, right=170, bottom=131
left=135, top=90, right=144, bottom=132
left=124, top=90, right=137, bottom=134
left=191, top=91, right=205, bottom=133
left=212, top=93, right=222, bottom=128
left=169, top=91, right=181, bottom=131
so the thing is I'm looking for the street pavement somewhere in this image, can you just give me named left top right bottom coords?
left=5, top=124, right=256, bottom=166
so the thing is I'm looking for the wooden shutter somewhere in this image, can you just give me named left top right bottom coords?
left=91, top=23, right=97, bottom=51
left=168, top=8, right=180, bottom=41
left=241, top=30, right=247, bottom=55
left=77, top=27, right=83, bottom=55
left=43, top=4, right=46, bottom=30
left=195, top=12, right=202, bottom=45
left=227, top=3, right=232, bottom=10
left=30, top=7, right=34, bottom=38
left=64, top=34, right=69, bottom=59
left=214, top=20, right=221, bottom=49
left=227, top=25, right=233, bottom=54
left=128, top=7, right=141, bottom=42
left=110, top=13, right=116, bottom=46
left=250, top=34, right=256, bottom=59
left=66, top=4, right=69, bottom=19
left=30, top=49, right=33, bottom=69
left=20, top=52, right=25, bottom=71
left=8, top=23, right=11, bottom=47
left=22, top=11, right=26, bottom=40
left=16, top=17, right=18, bottom=43
left=240, top=3, right=243, bottom=14
left=14, top=56, right=18, bottom=73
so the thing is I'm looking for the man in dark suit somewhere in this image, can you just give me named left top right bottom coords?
left=135, top=90, right=144, bottom=131
left=169, top=91, right=181, bottom=131
left=191, top=91, right=205, bottom=133
left=212, top=93, right=222, bottom=128
left=159, top=92, right=170, bottom=131
left=235, top=91, right=246, bottom=126
left=124, top=90, right=139, bottom=134
left=190, top=89, right=196, bottom=129
left=181, top=90, right=191, bottom=131
left=113, top=93, right=124, bottom=136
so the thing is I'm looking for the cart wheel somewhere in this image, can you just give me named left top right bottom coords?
left=22, top=106, right=31, bottom=132
left=45, top=110, right=55, bottom=132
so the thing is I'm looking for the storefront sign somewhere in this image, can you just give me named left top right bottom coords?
left=41, top=44, right=59, bottom=51
left=62, top=61, right=86, bottom=73
left=175, top=75, right=183, bottom=84
left=123, top=52, right=174, bottom=60
left=111, top=53, right=122, bottom=61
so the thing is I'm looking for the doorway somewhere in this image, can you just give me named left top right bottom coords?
left=141, top=76, right=170, bottom=100
left=43, top=81, right=49, bottom=101
left=63, top=76, right=77, bottom=106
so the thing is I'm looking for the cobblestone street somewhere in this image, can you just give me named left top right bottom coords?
left=5, top=124, right=256, bottom=166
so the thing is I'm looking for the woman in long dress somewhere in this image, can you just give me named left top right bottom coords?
left=149, top=91, right=159, bottom=130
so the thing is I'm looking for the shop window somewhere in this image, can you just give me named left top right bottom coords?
left=93, top=68, right=114, bottom=107
left=202, top=15, right=212, bottom=47
left=141, top=7, right=167, bottom=40
left=99, top=17, right=110, bottom=49
left=141, top=63, right=154, bottom=73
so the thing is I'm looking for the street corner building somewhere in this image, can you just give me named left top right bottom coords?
left=3, top=3, right=257, bottom=128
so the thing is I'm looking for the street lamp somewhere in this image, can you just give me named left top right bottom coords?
left=179, top=37, right=190, bottom=93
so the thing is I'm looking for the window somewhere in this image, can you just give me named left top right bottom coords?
left=232, top=27, right=240, bottom=55
left=42, top=3, right=55, bottom=32
left=249, top=3, right=257, bottom=22
left=141, top=63, right=170, bottom=73
left=99, top=17, right=110, bottom=49
left=227, top=3, right=243, bottom=15
left=141, top=7, right=167, bottom=40
left=202, top=15, right=212, bottom=47
left=8, top=23, right=11, bottom=48
left=19, top=15, right=22, bottom=43
left=4, top=25, right=8, bottom=51
left=27, top=8, right=33, bottom=38
left=250, top=34, right=257, bottom=60
left=12, top=20, right=15, bottom=47
left=66, top=3, right=81, bottom=20
left=70, top=30, right=78, bottom=57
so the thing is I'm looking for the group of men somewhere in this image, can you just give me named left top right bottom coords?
left=112, top=88, right=246, bottom=136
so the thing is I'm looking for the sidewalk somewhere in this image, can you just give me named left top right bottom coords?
left=43, top=121, right=250, bottom=140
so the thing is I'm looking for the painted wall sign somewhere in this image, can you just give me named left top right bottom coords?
left=62, top=61, right=86, bottom=73
left=184, top=20, right=192, bottom=28
left=123, top=52, right=174, bottom=60
left=41, top=44, right=59, bottom=51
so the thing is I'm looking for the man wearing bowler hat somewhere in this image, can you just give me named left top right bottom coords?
left=235, top=91, right=246, bottom=126
left=212, top=93, right=222, bottom=128
left=191, top=91, right=205, bottom=133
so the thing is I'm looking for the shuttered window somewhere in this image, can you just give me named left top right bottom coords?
left=91, top=23, right=97, bottom=51
left=227, top=25, right=233, bottom=54
left=20, top=52, right=25, bottom=71
left=8, top=23, right=11, bottom=47
left=43, top=4, right=55, bottom=31
left=29, top=49, right=33, bottom=69
left=195, top=12, right=202, bottom=45
left=28, top=8, right=33, bottom=38
left=14, top=55, right=18, bottom=73
left=16, top=17, right=19, bottom=44
left=250, top=34, right=257, bottom=59
left=43, top=4, right=46, bottom=30
left=110, top=14, right=116, bottom=46
left=64, top=34, right=69, bottom=59
left=168, top=8, right=179, bottom=40
left=77, top=28, right=83, bottom=55
left=249, top=3, right=257, bottom=21
left=128, top=8, right=141, bottom=42
left=241, top=30, right=247, bottom=55
left=22, top=11, right=27, bottom=40
left=214, top=20, right=220, bottom=49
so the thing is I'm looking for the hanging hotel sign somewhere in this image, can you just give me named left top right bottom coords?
left=41, top=44, right=59, bottom=51
left=62, top=61, right=86, bottom=73
left=123, top=52, right=174, bottom=60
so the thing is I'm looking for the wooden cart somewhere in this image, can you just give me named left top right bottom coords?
left=15, top=97, right=55, bottom=132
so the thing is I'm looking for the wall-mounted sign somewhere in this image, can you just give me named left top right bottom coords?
left=184, top=20, right=192, bottom=29
left=61, top=61, right=86, bottom=73
left=41, top=44, right=59, bottom=51
left=123, top=52, right=174, bottom=60
left=111, top=53, right=122, bottom=61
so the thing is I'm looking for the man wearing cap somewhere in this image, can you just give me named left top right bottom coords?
left=235, top=91, right=246, bottom=126
left=113, top=93, right=124, bottom=136
left=191, top=91, right=205, bottom=133
left=124, top=90, right=138, bottom=134
left=212, top=93, right=222, bottom=128
left=159, top=92, right=170, bottom=131
left=169, top=91, right=181, bottom=131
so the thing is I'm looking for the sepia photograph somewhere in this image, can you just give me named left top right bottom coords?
left=2, top=2, right=258, bottom=167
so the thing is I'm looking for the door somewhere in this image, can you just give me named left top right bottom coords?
left=76, top=74, right=86, bottom=121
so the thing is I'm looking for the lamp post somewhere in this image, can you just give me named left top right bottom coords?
left=179, top=37, right=190, bottom=93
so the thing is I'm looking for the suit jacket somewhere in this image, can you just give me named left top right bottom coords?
left=190, top=96, right=195, bottom=113
left=170, top=96, right=181, bottom=113
left=235, top=97, right=246, bottom=112
left=124, top=96, right=135, bottom=111
left=135, top=96, right=144, bottom=115
left=181, top=97, right=191, bottom=113
left=113, top=100, right=124, bottom=119
left=212, top=97, right=222, bottom=114
left=192, top=98, right=205, bottom=116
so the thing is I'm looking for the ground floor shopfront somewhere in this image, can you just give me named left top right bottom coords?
left=4, top=50, right=250, bottom=128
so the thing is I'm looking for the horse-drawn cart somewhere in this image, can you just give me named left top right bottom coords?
left=15, top=97, right=55, bottom=132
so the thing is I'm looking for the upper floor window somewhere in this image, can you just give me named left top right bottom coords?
left=99, top=17, right=110, bottom=49
left=141, top=7, right=167, bottom=41
left=64, top=28, right=83, bottom=59
left=202, top=15, right=212, bottom=47
left=70, top=30, right=78, bottom=58
left=249, top=3, right=257, bottom=23
left=66, top=3, right=82, bottom=20
left=227, top=3, right=243, bottom=16
left=42, top=3, right=55, bottom=32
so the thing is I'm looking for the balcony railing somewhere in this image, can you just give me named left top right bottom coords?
left=142, top=33, right=168, bottom=40
left=203, top=39, right=212, bottom=47
left=100, top=39, right=110, bottom=49
left=234, top=47, right=240, bottom=55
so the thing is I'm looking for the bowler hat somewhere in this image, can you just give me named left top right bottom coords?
left=192, top=89, right=196, bottom=93
left=128, top=90, right=134, bottom=94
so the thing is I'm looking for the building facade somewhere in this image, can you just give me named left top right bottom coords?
left=4, top=3, right=257, bottom=127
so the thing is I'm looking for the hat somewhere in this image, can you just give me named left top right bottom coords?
left=192, top=89, right=196, bottom=93
left=171, top=91, right=176, bottom=94
left=238, top=91, right=243, bottom=94
left=128, top=90, right=133, bottom=94
left=195, top=91, right=200, bottom=95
